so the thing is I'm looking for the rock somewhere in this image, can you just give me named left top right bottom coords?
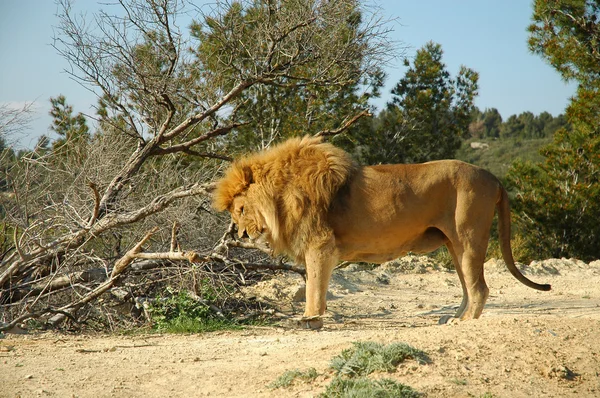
left=588, top=260, right=600, bottom=268
left=544, top=365, right=578, bottom=380
left=470, top=142, right=490, bottom=150
left=344, top=263, right=376, bottom=272
left=380, top=255, right=440, bottom=274
left=291, top=285, right=306, bottom=302
left=376, top=273, right=390, bottom=284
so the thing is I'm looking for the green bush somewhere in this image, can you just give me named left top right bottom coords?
left=148, top=286, right=241, bottom=333
left=320, top=377, right=420, bottom=398
left=270, top=341, right=426, bottom=396
left=506, top=130, right=600, bottom=261
left=269, top=368, right=318, bottom=389
left=330, top=342, right=429, bottom=377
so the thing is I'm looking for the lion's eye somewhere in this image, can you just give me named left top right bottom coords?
left=240, top=206, right=244, bottom=215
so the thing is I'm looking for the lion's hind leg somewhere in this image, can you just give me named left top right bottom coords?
left=452, top=245, right=490, bottom=321
left=443, top=187, right=496, bottom=322
left=444, top=218, right=492, bottom=322
left=461, top=255, right=489, bottom=319
left=445, top=243, right=468, bottom=320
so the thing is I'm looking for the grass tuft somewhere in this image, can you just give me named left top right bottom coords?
left=330, top=341, right=430, bottom=377
left=269, top=368, right=318, bottom=389
left=320, top=377, right=420, bottom=398
left=155, top=315, right=242, bottom=334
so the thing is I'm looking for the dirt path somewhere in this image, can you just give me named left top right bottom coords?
left=2, top=258, right=600, bottom=397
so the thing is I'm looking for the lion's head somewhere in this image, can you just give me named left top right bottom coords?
left=213, top=136, right=355, bottom=261
left=227, top=188, right=272, bottom=242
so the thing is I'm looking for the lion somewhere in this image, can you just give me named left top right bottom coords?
left=213, top=136, right=551, bottom=329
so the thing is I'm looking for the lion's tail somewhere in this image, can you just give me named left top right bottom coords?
left=497, top=187, right=551, bottom=291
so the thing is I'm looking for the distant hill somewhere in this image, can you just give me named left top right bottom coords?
left=455, top=136, right=552, bottom=180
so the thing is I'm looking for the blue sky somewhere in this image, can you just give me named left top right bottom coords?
left=0, top=0, right=576, bottom=148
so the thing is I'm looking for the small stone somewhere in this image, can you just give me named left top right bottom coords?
left=291, top=285, right=306, bottom=302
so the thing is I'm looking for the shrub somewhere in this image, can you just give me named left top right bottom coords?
left=148, top=286, right=241, bottom=333
left=269, top=368, right=319, bottom=389
left=506, top=129, right=600, bottom=261
left=320, top=377, right=420, bottom=398
left=330, top=341, right=429, bottom=377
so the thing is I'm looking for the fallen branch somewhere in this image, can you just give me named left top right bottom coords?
left=3, top=268, right=107, bottom=303
left=87, top=182, right=101, bottom=227
left=111, top=227, right=159, bottom=278
left=0, top=307, right=76, bottom=332
left=207, top=252, right=305, bottom=276
left=1, top=220, right=307, bottom=330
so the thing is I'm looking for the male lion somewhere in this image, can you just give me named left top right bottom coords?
left=213, top=136, right=550, bottom=329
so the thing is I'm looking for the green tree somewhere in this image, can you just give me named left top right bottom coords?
left=507, top=130, right=600, bottom=259
left=482, top=108, right=503, bottom=138
left=364, top=42, right=479, bottom=164
left=500, top=114, right=524, bottom=139
left=506, top=0, right=600, bottom=260
left=542, top=113, right=570, bottom=137
left=49, top=95, right=90, bottom=162
left=190, top=0, right=385, bottom=151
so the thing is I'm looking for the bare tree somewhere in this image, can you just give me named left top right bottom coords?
left=0, top=102, right=36, bottom=146
left=0, top=0, right=394, bottom=331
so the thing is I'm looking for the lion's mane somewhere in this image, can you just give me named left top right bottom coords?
left=213, top=136, right=356, bottom=261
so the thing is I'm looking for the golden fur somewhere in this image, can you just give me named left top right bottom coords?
left=214, top=136, right=550, bottom=329
left=213, top=136, right=356, bottom=262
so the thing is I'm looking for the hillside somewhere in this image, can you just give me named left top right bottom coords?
left=455, top=137, right=552, bottom=179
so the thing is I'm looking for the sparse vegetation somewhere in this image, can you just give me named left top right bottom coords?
left=456, top=136, right=553, bottom=179
left=268, top=368, right=319, bottom=389
left=270, top=341, right=428, bottom=396
left=330, top=341, right=430, bottom=377
left=320, top=377, right=420, bottom=398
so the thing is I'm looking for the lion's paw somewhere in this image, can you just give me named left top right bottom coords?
left=438, top=315, right=457, bottom=325
left=299, top=316, right=324, bottom=330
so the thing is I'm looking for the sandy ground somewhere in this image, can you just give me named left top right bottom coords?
left=1, top=257, right=600, bottom=397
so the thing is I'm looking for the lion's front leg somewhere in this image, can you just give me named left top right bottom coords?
left=302, top=239, right=338, bottom=330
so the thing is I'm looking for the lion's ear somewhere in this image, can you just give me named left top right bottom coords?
left=213, top=162, right=255, bottom=212
left=241, top=164, right=254, bottom=186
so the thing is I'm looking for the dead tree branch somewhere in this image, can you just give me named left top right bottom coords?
left=315, top=109, right=372, bottom=137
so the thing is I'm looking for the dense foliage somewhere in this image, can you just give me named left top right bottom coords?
left=191, top=0, right=386, bottom=151
left=506, top=0, right=600, bottom=260
left=339, top=41, right=479, bottom=164
left=469, top=108, right=570, bottom=139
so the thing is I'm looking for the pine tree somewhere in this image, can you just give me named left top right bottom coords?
left=364, top=42, right=478, bottom=164
left=506, top=0, right=600, bottom=260
left=49, top=95, right=90, bottom=163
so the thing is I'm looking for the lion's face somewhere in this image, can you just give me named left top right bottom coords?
left=230, top=193, right=265, bottom=241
